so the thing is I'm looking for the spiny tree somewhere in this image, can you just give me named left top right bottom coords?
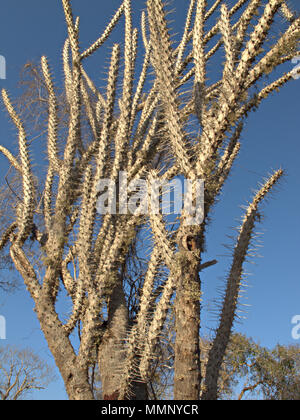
left=0, top=0, right=299, bottom=400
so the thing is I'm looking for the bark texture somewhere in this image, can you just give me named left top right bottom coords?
left=98, top=279, right=148, bottom=400
left=174, top=234, right=202, bottom=400
left=0, top=0, right=296, bottom=402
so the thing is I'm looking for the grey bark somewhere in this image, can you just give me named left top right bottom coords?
left=98, top=278, right=148, bottom=400
left=174, top=234, right=202, bottom=400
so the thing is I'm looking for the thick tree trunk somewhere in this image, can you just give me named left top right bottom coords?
left=10, top=247, right=94, bottom=400
left=35, top=294, right=94, bottom=400
left=65, top=367, right=95, bottom=400
left=98, top=279, right=148, bottom=400
left=98, top=281, right=128, bottom=399
left=174, top=236, right=201, bottom=400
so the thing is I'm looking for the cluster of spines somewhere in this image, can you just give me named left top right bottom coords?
left=1, top=90, right=34, bottom=244
left=147, top=0, right=194, bottom=179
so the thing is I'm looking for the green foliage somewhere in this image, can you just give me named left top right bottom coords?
left=220, top=333, right=300, bottom=400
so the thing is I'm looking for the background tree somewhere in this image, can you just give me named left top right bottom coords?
left=0, top=345, right=55, bottom=400
left=219, top=334, right=300, bottom=400
left=146, top=332, right=300, bottom=400
left=0, top=0, right=299, bottom=400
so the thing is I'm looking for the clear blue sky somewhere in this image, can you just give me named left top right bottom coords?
left=0, top=0, right=299, bottom=400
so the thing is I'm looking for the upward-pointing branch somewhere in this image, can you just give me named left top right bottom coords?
left=202, top=169, right=284, bottom=400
